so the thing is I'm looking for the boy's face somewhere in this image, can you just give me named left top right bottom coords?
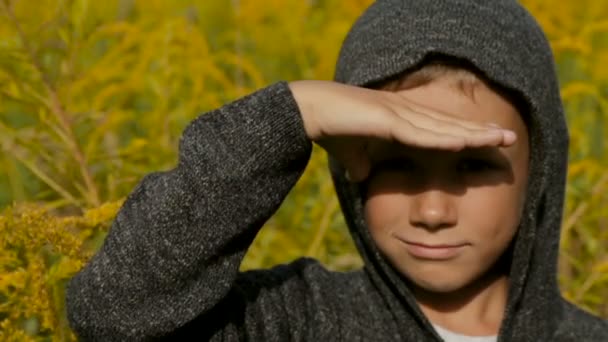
left=364, top=77, right=529, bottom=293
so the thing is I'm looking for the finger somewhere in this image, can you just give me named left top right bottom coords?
left=406, top=103, right=493, bottom=130
left=389, top=121, right=466, bottom=151
left=385, top=101, right=517, bottom=147
left=387, top=93, right=506, bottom=131
left=388, top=118, right=513, bottom=151
left=387, top=109, right=513, bottom=149
left=388, top=103, right=502, bottom=136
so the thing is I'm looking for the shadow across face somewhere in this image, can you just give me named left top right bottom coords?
left=363, top=142, right=516, bottom=199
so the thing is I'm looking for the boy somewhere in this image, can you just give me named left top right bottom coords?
left=66, top=0, right=608, bottom=341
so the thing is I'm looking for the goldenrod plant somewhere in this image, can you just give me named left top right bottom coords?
left=0, top=0, right=606, bottom=339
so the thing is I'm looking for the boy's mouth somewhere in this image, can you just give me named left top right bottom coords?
left=398, top=238, right=470, bottom=260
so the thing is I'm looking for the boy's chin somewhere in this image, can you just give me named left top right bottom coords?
left=397, top=266, right=482, bottom=294
left=409, top=276, right=470, bottom=294
left=400, top=266, right=507, bottom=299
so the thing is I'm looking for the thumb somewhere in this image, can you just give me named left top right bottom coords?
left=343, top=152, right=371, bottom=183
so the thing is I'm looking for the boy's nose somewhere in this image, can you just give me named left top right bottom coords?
left=409, top=190, right=457, bottom=231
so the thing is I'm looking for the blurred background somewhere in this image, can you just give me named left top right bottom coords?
left=0, top=0, right=606, bottom=340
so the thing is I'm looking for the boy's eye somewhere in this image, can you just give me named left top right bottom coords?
left=374, top=158, right=415, bottom=173
left=458, top=159, right=497, bottom=172
left=372, top=157, right=499, bottom=175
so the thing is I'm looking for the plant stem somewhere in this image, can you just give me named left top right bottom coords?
left=2, top=2, right=101, bottom=207
left=306, top=197, right=338, bottom=258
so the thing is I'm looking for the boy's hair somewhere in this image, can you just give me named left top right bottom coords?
left=382, top=60, right=480, bottom=98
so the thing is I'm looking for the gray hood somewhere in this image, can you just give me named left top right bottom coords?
left=329, top=0, right=569, bottom=340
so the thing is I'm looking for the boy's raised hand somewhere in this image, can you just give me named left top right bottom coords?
left=288, top=80, right=517, bottom=182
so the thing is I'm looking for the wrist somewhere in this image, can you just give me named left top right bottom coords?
left=288, top=80, right=321, bottom=141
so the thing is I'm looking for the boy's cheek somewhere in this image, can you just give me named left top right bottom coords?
left=370, top=230, right=514, bottom=293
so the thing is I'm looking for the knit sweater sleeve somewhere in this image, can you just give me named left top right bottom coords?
left=65, top=81, right=317, bottom=340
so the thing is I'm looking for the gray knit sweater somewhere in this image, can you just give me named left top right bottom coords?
left=67, top=0, right=608, bottom=341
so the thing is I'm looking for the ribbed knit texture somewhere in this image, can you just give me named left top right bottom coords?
left=66, top=0, right=608, bottom=341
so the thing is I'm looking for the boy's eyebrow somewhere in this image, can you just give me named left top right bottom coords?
left=460, top=147, right=514, bottom=166
left=369, top=143, right=513, bottom=164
